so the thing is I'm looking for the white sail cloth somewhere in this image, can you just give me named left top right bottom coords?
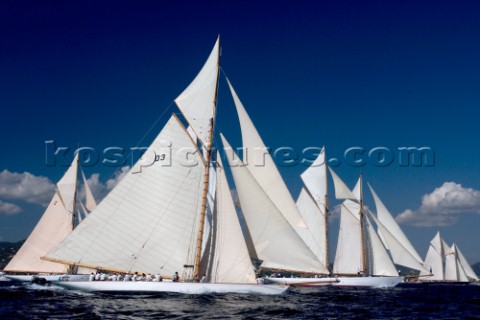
left=227, top=79, right=306, bottom=229
left=175, top=37, right=219, bottom=146
left=46, top=116, right=206, bottom=275
left=221, top=134, right=327, bottom=274
left=210, top=153, right=256, bottom=284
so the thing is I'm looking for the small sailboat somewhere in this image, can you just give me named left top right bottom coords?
left=420, top=232, right=478, bottom=284
left=3, top=154, right=96, bottom=282
left=43, top=37, right=287, bottom=295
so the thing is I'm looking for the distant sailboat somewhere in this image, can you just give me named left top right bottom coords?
left=421, top=232, right=478, bottom=284
left=43, top=37, right=287, bottom=295
left=3, top=154, right=96, bottom=282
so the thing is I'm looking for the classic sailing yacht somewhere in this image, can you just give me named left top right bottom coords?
left=43, top=37, right=287, bottom=295
left=3, top=153, right=96, bottom=282
left=420, top=232, right=478, bottom=284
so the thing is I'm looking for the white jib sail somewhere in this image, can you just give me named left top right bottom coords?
left=333, top=200, right=364, bottom=275
left=366, top=216, right=399, bottom=276
left=300, top=147, right=327, bottom=208
left=226, top=79, right=306, bottom=229
left=368, top=184, right=426, bottom=272
left=81, top=170, right=97, bottom=212
left=455, top=243, right=479, bottom=281
left=57, top=152, right=79, bottom=216
left=46, top=116, right=205, bottom=276
left=174, top=37, right=219, bottom=146
left=328, top=168, right=356, bottom=200
left=221, top=134, right=327, bottom=274
left=423, top=231, right=444, bottom=280
left=4, top=192, right=71, bottom=273
left=210, top=153, right=256, bottom=284
left=368, top=210, right=428, bottom=273
left=295, top=188, right=327, bottom=269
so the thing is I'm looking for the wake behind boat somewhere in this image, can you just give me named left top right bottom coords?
left=54, top=281, right=288, bottom=295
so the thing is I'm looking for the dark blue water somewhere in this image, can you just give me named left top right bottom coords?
left=1, top=282, right=479, bottom=319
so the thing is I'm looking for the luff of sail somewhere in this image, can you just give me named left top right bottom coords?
left=174, top=36, right=220, bottom=147
left=221, top=134, right=327, bottom=274
left=226, top=78, right=307, bottom=229
left=295, top=147, right=328, bottom=271
left=210, top=153, right=256, bottom=284
left=4, top=155, right=79, bottom=274
left=45, top=115, right=206, bottom=276
left=368, top=184, right=428, bottom=273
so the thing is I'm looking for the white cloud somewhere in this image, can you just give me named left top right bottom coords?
left=0, top=170, right=55, bottom=206
left=396, top=182, right=480, bottom=227
left=0, top=200, right=22, bottom=215
left=79, top=166, right=130, bottom=203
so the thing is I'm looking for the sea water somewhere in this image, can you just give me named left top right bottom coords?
left=1, top=282, right=479, bottom=319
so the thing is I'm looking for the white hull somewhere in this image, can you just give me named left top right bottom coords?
left=5, top=274, right=90, bottom=282
left=265, top=276, right=403, bottom=288
left=264, top=277, right=338, bottom=286
left=54, top=281, right=288, bottom=295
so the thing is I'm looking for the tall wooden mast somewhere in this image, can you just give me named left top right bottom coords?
left=324, top=148, right=330, bottom=273
left=193, top=38, right=221, bottom=279
left=359, top=172, right=367, bottom=274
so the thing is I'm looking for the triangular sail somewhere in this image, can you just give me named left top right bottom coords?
left=226, top=79, right=306, bottom=229
left=4, top=192, right=72, bottom=273
left=368, top=184, right=426, bottom=272
left=333, top=200, right=364, bottom=275
left=295, top=188, right=327, bottom=269
left=175, top=37, right=220, bottom=146
left=328, top=168, right=356, bottom=200
left=366, top=216, right=399, bottom=276
left=81, top=170, right=97, bottom=212
left=455, top=243, right=479, bottom=281
left=4, top=155, right=80, bottom=273
left=368, top=210, right=428, bottom=273
left=45, top=116, right=206, bottom=276
left=57, top=152, right=79, bottom=216
left=423, top=232, right=444, bottom=280
left=221, top=134, right=327, bottom=274
left=210, top=153, right=256, bottom=284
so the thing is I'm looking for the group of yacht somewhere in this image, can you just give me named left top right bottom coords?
left=1, top=37, right=478, bottom=294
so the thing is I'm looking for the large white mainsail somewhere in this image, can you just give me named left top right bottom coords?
left=45, top=116, right=206, bottom=276
left=368, top=184, right=427, bottom=273
left=4, top=155, right=79, bottom=274
left=210, top=153, right=256, bottom=284
left=221, top=134, right=327, bottom=274
left=226, top=79, right=306, bottom=229
left=423, top=231, right=445, bottom=280
left=333, top=200, right=364, bottom=275
left=445, top=244, right=468, bottom=282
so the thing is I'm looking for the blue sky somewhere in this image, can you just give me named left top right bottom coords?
left=1, top=1, right=480, bottom=263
